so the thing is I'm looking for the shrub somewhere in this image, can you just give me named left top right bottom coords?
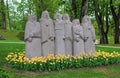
left=16, top=31, right=24, bottom=40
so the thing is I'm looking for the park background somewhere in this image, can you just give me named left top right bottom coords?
left=0, top=0, right=120, bottom=78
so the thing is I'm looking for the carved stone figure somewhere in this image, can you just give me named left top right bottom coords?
left=81, top=15, right=96, bottom=54
left=25, top=15, right=41, bottom=58
left=62, top=14, right=72, bottom=55
left=54, top=13, right=65, bottom=55
left=39, top=11, right=55, bottom=56
left=72, top=19, right=84, bottom=56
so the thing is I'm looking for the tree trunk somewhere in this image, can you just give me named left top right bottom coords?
left=28, top=0, right=32, bottom=14
left=41, top=0, right=46, bottom=11
left=114, top=21, right=119, bottom=44
left=71, top=0, right=77, bottom=19
left=80, top=0, right=89, bottom=22
left=1, top=12, right=6, bottom=29
left=105, top=4, right=109, bottom=44
left=104, top=33, right=108, bottom=44
left=37, top=0, right=41, bottom=20
left=14, top=12, right=16, bottom=29
left=1, top=0, right=6, bottom=29
left=110, top=0, right=120, bottom=44
left=93, top=0, right=109, bottom=44
left=6, top=0, right=11, bottom=30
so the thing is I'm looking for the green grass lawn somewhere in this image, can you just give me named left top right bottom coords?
left=0, top=43, right=120, bottom=78
left=0, top=29, right=24, bottom=42
left=98, top=44, right=120, bottom=47
left=96, top=45, right=120, bottom=53
left=3, top=65, right=120, bottom=78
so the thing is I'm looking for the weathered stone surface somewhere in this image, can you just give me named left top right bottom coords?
left=81, top=15, right=96, bottom=54
left=25, top=15, right=41, bottom=58
left=54, top=13, right=65, bottom=55
left=72, top=19, right=84, bottom=56
left=25, top=12, right=96, bottom=57
left=39, top=11, right=55, bottom=56
left=62, top=14, right=72, bottom=55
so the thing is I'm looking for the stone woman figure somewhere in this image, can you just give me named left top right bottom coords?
left=81, top=15, right=96, bottom=54
left=25, top=15, right=41, bottom=58
left=54, top=13, right=65, bottom=55
left=39, top=11, right=55, bottom=56
left=62, top=14, right=72, bottom=55
left=72, top=19, right=84, bottom=56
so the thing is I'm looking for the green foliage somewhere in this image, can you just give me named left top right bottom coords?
left=16, top=31, right=24, bottom=40
left=33, top=0, right=61, bottom=19
left=0, top=30, right=24, bottom=42
left=0, top=68, right=10, bottom=78
left=112, top=0, right=120, bottom=6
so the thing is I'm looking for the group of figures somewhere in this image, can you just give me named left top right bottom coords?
left=25, top=11, right=96, bottom=58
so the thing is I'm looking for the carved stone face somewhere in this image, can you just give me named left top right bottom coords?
left=54, top=13, right=62, bottom=20
left=28, top=15, right=34, bottom=22
left=82, top=15, right=91, bottom=23
left=41, top=11, right=50, bottom=19
left=32, top=15, right=36, bottom=21
left=62, top=14, right=69, bottom=20
left=72, top=19, right=80, bottom=26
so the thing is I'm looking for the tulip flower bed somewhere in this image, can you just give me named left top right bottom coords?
left=5, top=51, right=120, bottom=71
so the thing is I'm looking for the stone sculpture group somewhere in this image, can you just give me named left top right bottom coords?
left=25, top=11, right=96, bottom=58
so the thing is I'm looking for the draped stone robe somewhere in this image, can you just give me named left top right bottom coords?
left=72, top=19, right=84, bottom=56
left=25, top=15, right=41, bottom=58
left=62, top=14, right=72, bottom=55
left=54, top=13, right=65, bottom=55
left=40, top=11, right=55, bottom=56
left=82, top=15, right=96, bottom=54
left=31, top=21, right=42, bottom=57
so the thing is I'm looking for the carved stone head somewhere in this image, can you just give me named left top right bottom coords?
left=28, top=15, right=34, bottom=22
left=72, top=19, right=80, bottom=26
left=32, top=15, right=37, bottom=21
left=54, top=13, right=62, bottom=20
left=82, top=15, right=91, bottom=24
left=41, top=11, right=50, bottom=19
left=28, top=14, right=37, bottom=22
left=62, top=14, right=70, bottom=20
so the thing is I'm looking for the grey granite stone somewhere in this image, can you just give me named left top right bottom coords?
left=39, top=11, right=55, bottom=56
left=25, top=15, right=41, bottom=58
left=62, top=14, right=73, bottom=55
left=54, top=13, right=65, bottom=55
left=81, top=15, right=96, bottom=54
left=72, top=19, right=84, bottom=56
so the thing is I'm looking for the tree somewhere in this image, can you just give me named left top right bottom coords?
left=93, top=0, right=110, bottom=44
left=110, top=0, right=120, bottom=44
left=0, top=0, right=6, bottom=29
left=71, top=0, right=77, bottom=19
left=6, top=0, right=11, bottom=30
left=33, top=0, right=61, bottom=20
left=80, top=0, right=89, bottom=22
